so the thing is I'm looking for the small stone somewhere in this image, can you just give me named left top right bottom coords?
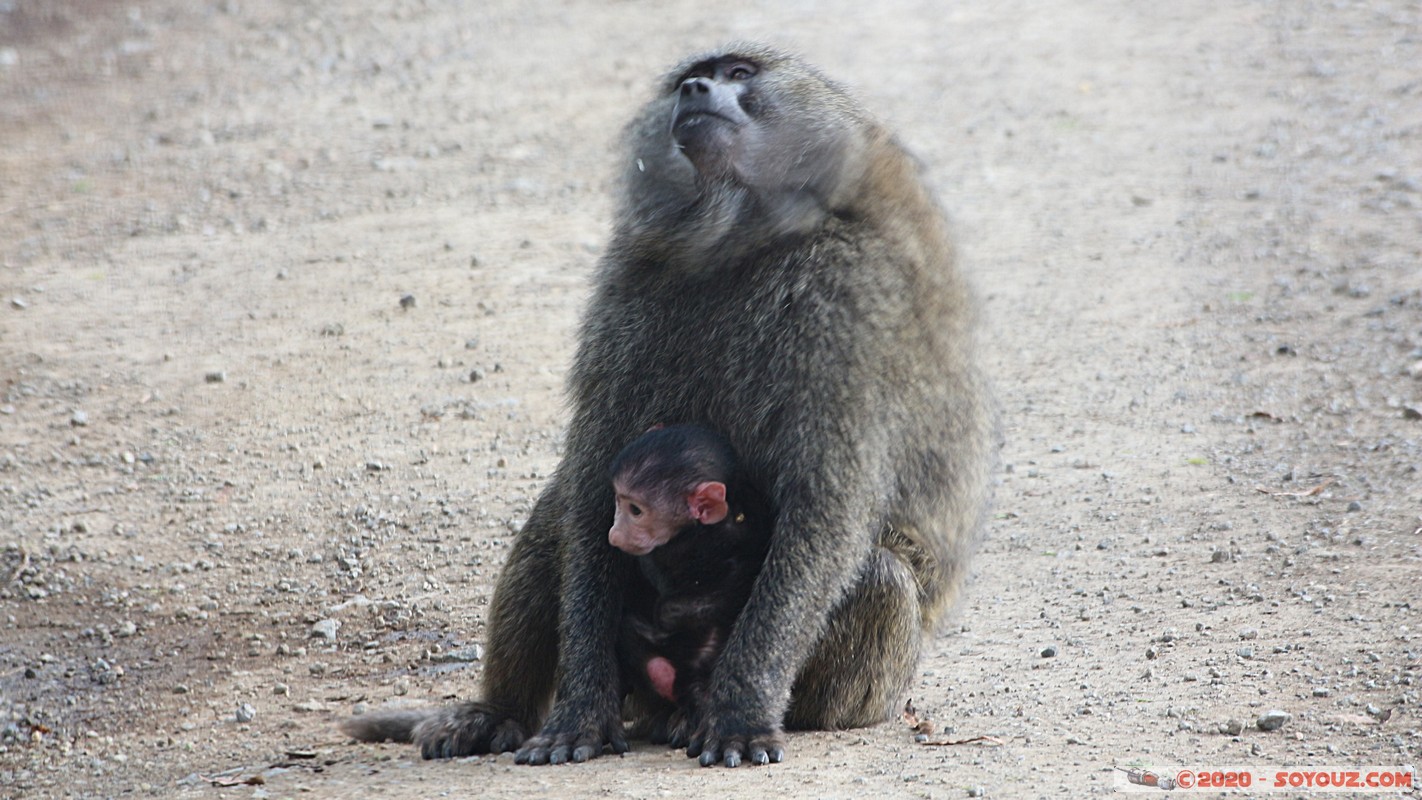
left=293, top=700, right=327, bottom=713
left=1040, top=645, right=1057, bottom=658
left=1312, top=687, right=1331, bottom=698
left=1221, top=718, right=1245, bottom=736
left=236, top=703, right=256, bottom=723
left=310, top=619, right=340, bottom=640
left=967, top=787, right=987, bottom=797
left=1346, top=500, right=1362, bottom=512
left=70, top=410, right=89, bottom=427
left=1236, top=646, right=1254, bottom=659
left=273, top=683, right=290, bottom=696
left=308, top=662, right=327, bottom=677
left=1238, top=628, right=1258, bottom=640
left=10, top=296, right=28, bottom=309
left=205, top=370, right=226, bottom=383
left=1257, top=709, right=1291, bottom=731
left=399, top=294, right=416, bottom=309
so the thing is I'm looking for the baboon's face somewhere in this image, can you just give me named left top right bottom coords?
left=655, top=49, right=865, bottom=203
left=669, top=57, right=761, bottom=179
left=617, top=46, right=875, bottom=251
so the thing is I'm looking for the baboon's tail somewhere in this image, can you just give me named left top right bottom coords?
left=339, top=709, right=434, bottom=743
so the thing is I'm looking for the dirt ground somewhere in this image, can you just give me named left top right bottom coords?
left=2, top=1, right=1420, bottom=798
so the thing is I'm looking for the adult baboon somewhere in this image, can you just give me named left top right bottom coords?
left=343, top=42, right=995, bottom=768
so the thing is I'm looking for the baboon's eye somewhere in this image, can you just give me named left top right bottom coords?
left=629, top=504, right=643, bottom=517
left=728, top=63, right=756, bottom=80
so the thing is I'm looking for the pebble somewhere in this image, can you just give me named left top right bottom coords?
left=431, top=644, right=484, bottom=663
left=205, top=370, right=227, bottom=383
left=236, top=703, right=256, bottom=723
left=1221, top=719, right=1245, bottom=736
left=399, top=293, right=416, bottom=309
left=1040, top=645, right=1057, bottom=658
left=967, top=787, right=987, bottom=797
left=70, top=410, right=89, bottom=427
left=1257, top=710, right=1291, bottom=731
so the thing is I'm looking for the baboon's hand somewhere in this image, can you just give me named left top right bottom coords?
left=686, top=716, right=786, bottom=767
left=514, top=711, right=629, bottom=765
left=410, top=702, right=526, bottom=760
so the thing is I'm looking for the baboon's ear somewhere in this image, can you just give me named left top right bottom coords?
left=688, top=481, right=729, bottom=524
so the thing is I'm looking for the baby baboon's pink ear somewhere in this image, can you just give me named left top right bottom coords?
left=688, top=481, right=728, bottom=524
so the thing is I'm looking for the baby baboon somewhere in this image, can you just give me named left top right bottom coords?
left=342, top=43, right=995, bottom=768
left=608, top=424, right=771, bottom=745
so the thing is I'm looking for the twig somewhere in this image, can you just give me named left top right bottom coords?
left=1254, top=478, right=1333, bottom=498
